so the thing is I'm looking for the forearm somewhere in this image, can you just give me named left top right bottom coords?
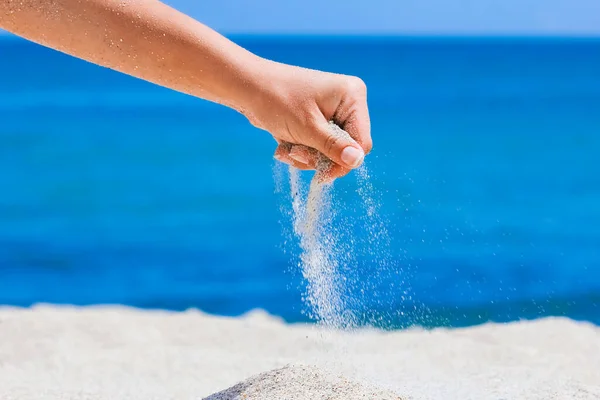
left=0, top=0, right=263, bottom=112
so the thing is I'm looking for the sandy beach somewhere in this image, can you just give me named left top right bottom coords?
left=0, top=305, right=598, bottom=400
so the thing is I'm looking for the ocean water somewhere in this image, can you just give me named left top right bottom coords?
left=1, top=36, right=599, bottom=328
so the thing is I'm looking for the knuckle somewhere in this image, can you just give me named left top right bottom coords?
left=346, top=76, right=367, bottom=94
left=362, top=138, right=373, bottom=154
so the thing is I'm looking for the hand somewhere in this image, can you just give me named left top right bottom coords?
left=244, top=60, right=372, bottom=182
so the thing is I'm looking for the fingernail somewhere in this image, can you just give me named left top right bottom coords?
left=289, top=153, right=309, bottom=165
left=340, top=146, right=364, bottom=168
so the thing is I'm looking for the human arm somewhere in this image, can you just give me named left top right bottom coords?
left=0, top=0, right=371, bottom=179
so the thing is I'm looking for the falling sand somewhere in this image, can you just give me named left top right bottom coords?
left=287, top=122, right=365, bottom=329
left=289, top=166, right=347, bottom=327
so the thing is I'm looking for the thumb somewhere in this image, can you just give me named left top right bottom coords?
left=308, top=120, right=365, bottom=170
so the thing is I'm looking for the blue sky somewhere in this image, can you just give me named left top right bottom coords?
left=1, top=0, right=600, bottom=35
left=169, top=0, right=600, bottom=35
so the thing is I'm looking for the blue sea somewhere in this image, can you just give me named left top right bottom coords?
left=1, top=36, right=599, bottom=328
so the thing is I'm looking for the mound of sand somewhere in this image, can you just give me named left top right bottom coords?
left=204, top=364, right=403, bottom=400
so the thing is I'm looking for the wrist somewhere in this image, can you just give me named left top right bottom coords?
left=233, top=57, right=292, bottom=130
left=230, top=56, right=277, bottom=123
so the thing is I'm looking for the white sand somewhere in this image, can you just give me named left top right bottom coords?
left=0, top=305, right=599, bottom=400
left=205, top=364, right=403, bottom=400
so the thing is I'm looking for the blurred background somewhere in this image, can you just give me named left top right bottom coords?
left=1, top=1, right=599, bottom=328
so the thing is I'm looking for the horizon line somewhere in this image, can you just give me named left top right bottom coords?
left=2, top=31, right=600, bottom=41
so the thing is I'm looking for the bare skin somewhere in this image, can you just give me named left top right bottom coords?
left=0, top=0, right=371, bottom=181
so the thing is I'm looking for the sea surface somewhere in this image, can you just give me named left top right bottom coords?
left=1, top=36, right=599, bottom=328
